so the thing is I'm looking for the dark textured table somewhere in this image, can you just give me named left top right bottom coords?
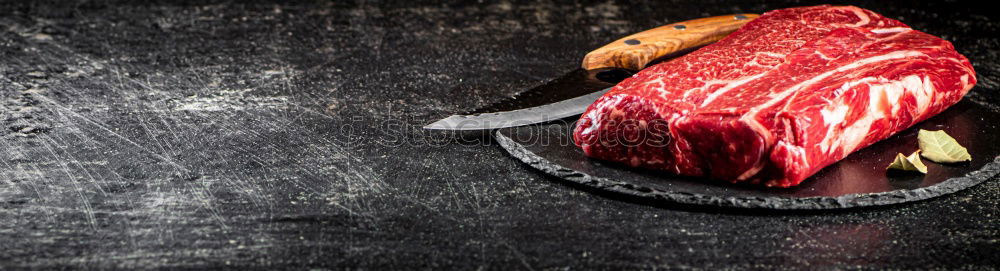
left=1, top=0, right=998, bottom=269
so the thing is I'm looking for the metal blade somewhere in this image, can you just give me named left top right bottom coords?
left=423, top=87, right=611, bottom=130
left=424, top=20, right=715, bottom=131
left=463, top=68, right=623, bottom=115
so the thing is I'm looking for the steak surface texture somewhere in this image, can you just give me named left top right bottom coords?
left=572, top=5, right=977, bottom=187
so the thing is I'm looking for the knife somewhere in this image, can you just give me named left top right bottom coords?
left=424, top=14, right=760, bottom=130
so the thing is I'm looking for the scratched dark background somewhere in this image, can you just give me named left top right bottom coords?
left=1, top=0, right=998, bottom=269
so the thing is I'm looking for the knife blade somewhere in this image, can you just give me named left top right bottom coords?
left=424, top=88, right=611, bottom=130
left=425, top=13, right=760, bottom=130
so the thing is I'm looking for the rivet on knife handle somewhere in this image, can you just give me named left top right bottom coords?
left=582, top=14, right=760, bottom=71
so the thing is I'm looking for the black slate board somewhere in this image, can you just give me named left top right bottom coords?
left=497, top=100, right=1000, bottom=210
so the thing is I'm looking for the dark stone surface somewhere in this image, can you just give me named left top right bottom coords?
left=0, top=0, right=998, bottom=269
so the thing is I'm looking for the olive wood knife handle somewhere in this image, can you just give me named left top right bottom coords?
left=582, top=14, right=759, bottom=71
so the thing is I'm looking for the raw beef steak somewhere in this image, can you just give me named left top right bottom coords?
left=572, top=5, right=977, bottom=187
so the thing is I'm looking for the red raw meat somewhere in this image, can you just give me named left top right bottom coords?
left=572, top=5, right=977, bottom=187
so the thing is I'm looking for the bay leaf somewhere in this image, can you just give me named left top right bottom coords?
left=918, top=129, right=971, bottom=163
left=887, top=151, right=927, bottom=174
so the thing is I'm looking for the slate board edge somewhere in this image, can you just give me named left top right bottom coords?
left=495, top=130, right=1000, bottom=210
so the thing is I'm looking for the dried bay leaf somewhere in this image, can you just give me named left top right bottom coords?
left=887, top=151, right=927, bottom=174
left=918, top=129, right=971, bottom=163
